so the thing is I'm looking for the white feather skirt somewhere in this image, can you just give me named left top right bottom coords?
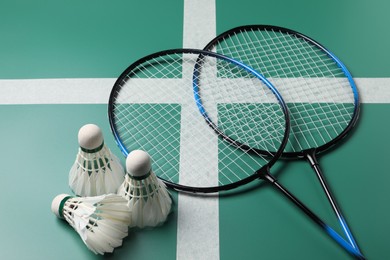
left=62, top=194, right=131, bottom=255
left=118, top=172, right=172, bottom=228
left=69, top=146, right=125, bottom=196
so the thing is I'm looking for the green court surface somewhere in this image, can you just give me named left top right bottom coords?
left=0, top=0, right=389, bottom=259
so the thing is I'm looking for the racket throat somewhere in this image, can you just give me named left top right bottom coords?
left=304, top=149, right=319, bottom=168
left=304, top=149, right=341, bottom=216
left=256, top=167, right=277, bottom=184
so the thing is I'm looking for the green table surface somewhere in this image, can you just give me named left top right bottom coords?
left=0, top=0, right=389, bottom=259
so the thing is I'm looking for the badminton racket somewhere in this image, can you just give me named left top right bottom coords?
left=203, top=25, right=362, bottom=253
left=108, top=48, right=363, bottom=259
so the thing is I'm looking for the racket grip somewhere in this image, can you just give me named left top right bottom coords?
left=262, top=173, right=365, bottom=259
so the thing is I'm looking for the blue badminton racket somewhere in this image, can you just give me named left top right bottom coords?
left=204, top=25, right=362, bottom=255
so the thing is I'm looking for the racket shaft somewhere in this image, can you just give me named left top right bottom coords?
left=306, top=151, right=362, bottom=253
left=262, top=173, right=365, bottom=259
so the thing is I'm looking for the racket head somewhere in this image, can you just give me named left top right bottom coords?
left=204, top=25, right=360, bottom=158
left=108, top=48, right=289, bottom=192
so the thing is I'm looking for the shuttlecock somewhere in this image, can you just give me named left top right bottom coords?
left=51, top=193, right=131, bottom=255
left=69, top=124, right=125, bottom=196
left=118, top=150, right=172, bottom=228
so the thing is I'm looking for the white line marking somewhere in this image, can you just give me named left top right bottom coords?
left=355, top=78, right=390, bottom=103
left=176, top=55, right=219, bottom=260
left=0, top=78, right=389, bottom=104
left=0, top=78, right=115, bottom=104
left=178, top=1, right=219, bottom=259
left=183, top=0, right=216, bottom=49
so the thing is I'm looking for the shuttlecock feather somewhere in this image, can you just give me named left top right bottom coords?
left=118, top=150, right=172, bottom=228
left=51, top=193, right=131, bottom=255
left=69, top=124, right=125, bottom=196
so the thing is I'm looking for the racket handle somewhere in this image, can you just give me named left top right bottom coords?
left=262, top=173, right=365, bottom=260
left=306, top=150, right=362, bottom=254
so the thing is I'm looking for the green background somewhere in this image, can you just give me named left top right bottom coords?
left=0, top=0, right=389, bottom=259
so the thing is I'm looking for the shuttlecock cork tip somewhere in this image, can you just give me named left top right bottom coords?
left=126, top=150, right=152, bottom=178
left=51, top=194, right=71, bottom=219
left=78, top=124, right=104, bottom=150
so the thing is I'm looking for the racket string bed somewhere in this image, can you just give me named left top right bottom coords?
left=211, top=27, right=356, bottom=153
left=109, top=50, right=288, bottom=190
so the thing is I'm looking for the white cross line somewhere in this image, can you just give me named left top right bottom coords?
left=0, top=1, right=387, bottom=260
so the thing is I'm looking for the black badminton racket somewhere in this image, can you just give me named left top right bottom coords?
left=203, top=25, right=362, bottom=254
left=108, top=48, right=363, bottom=259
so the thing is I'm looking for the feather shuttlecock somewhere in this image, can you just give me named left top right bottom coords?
left=118, top=150, right=172, bottom=228
left=51, top=193, right=131, bottom=254
left=69, top=124, right=125, bottom=196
